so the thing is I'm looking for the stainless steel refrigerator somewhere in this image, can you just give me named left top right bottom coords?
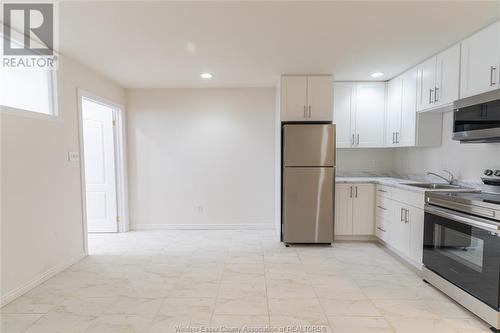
left=282, top=124, right=336, bottom=244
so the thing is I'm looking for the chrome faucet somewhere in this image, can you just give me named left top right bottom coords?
left=427, top=170, right=455, bottom=184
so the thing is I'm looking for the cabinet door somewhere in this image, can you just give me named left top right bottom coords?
left=435, top=44, right=460, bottom=106
left=460, top=21, right=500, bottom=98
left=354, top=83, right=386, bottom=147
left=307, top=76, right=333, bottom=121
left=399, top=68, right=418, bottom=147
left=281, top=76, right=308, bottom=121
left=352, top=184, right=375, bottom=235
left=392, top=204, right=410, bottom=256
left=334, top=184, right=353, bottom=236
left=409, top=207, right=424, bottom=265
left=386, top=77, right=402, bottom=147
left=416, top=56, right=437, bottom=112
left=333, top=83, right=355, bottom=148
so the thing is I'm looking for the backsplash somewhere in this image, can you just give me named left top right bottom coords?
left=337, top=112, right=500, bottom=184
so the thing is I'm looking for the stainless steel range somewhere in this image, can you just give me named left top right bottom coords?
left=423, top=169, right=500, bottom=330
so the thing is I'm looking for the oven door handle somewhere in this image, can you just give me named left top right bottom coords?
left=425, top=204, right=500, bottom=233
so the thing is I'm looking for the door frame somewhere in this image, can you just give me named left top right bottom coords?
left=77, top=89, right=129, bottom=255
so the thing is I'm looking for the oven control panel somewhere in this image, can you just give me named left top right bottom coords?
left=482, top=168, right=500, bottom=185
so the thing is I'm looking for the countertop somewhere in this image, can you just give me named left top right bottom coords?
left=335, top=176, right=479, bottom=193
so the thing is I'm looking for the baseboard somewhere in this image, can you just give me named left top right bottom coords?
left=131, top=223, right=275, bottom=230
left=0, top=252, right=86, bottom=307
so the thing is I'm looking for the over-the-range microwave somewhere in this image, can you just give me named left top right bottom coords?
left=453, top=90, right=500, bottom=143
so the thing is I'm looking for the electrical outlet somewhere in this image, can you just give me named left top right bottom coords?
left=68, top=152, right=80, bottom=162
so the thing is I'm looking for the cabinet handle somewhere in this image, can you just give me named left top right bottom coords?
left=356, top=134, right=360, bottom=145
left=377, top=205, right=387, bottom=211
left=352, top=134, right=355, bottom=145
left=349, top=186, right=353, bottom=198
left=395, top=132, right=399, bottom=144
left=434, top=87, right=439, bottom=102
left=491, top=66, right=497, bottom=86
left=400, top=208, right=404, bottom=222
left=308, top=105, right=311, bottom=118
left=392, top=132, right=395, bottom=144
left=429, top=89, right=434, bottom=104
left=405, top=209, right=410, bottom=223
left=355, top=186, right=358, bottom=198
left=377, top=226, right=387, bottom=233
left=377, top=189, right=387, bottom=193
left=303, top=105, right=306, bottom=118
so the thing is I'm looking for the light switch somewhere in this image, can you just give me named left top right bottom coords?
left=68, top=152, right=80, bottom=162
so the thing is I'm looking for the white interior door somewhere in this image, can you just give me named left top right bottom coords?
left=82, top=97, right=118, bottom=233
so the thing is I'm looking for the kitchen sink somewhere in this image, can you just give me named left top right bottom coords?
left=401, top=183, right=465, bottom=190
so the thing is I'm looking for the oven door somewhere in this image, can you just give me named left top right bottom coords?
left=423, top=205, right=500, bottom=310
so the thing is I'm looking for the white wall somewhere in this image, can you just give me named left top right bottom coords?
left=336, top=148, right=395, bottom=175
left=393, top=112, right=500, bottom=182
left=1, top=56, right=125, bottom=305
left=126, top=88, right=276, bottom=229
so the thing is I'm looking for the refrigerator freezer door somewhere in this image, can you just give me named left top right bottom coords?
left=283, top=167, right=334, bottom=243
left=283, top=124, right=335, bottom=167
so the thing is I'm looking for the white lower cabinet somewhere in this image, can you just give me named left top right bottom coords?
left=375, top=185, right=425, bottom=268
left=409, top=207, right=424, bottom=265
left=335, top=183, right=375, bottom=237
left=392, top=202, right=411, bottom=256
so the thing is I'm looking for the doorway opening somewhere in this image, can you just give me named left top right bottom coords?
left=78, top=91, right=128, bottom=254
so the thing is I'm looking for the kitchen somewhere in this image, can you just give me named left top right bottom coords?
left=277, top=18, right=500, bottom=330
left=1, top=2, right=500, bottom=332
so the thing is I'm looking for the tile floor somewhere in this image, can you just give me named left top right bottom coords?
left=1, top=230, right=492, bottom=333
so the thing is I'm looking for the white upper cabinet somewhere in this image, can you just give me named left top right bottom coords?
left=280, top=76, right=308, bottom=121
left=416, top=56, right=437, bottom=111
left=355, top=83, right=386, bottom=147
left=385, top=68, right=442, bottom=147
left=333, top=82, right=355, bottom=148
left=399, top=68, right=419, bottom=146
left=460, top=21, right=500, bottom=99
left=307, top=76, right=334, bottom=121
left=280, top=75, right=333, bottom=122
left=386, top=76, right=402, bottom=147
left=435, top=44, right=460, bottom=106
left=416, top=44, right=459, bottom=112
left=334, top=82, right=386, bottom=148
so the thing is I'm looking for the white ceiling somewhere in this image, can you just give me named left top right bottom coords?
left=58, top=1, right=500, bottom=88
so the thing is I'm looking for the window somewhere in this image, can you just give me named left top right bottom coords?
left=0, top=35, right=57, bottom=116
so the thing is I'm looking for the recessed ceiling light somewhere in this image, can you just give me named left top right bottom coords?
left=201, top=73, right=213, bottom=79
left=371, top=72, right=384, bottom=78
